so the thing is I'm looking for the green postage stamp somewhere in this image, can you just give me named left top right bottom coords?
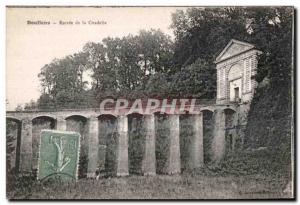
left=37, top=130, right=81, bottom=181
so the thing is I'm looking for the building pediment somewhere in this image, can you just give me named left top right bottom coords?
left=215, top=39, right=255, bottom=63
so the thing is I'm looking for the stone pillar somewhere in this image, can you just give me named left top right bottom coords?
left=212, top=109, right=226, bottom=162
left=56, top=117, right=66, bottom=130
left=191, top=114, right=204, bottom=168
left=167, top=114, right=181, bottom=174
left=236, top=104, right=250, bottom=149
left=20, top=118, right=33, bottom=173
left=116, top=115, right=129, bottom=176
left=142, top=114, right=156, bottom=176
left=87, top=117, right=99, bottom=178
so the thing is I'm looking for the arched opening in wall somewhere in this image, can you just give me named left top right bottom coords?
left=6, top=118, right=22, bottom=175
left=202, top=110, right=214, bottom=164
left=128, top=113, right=145, bottom=175
left=154, top=112, right=170, bottom=174
left=179, top=113, right=194, bottom=171
left=32, top=116, right=55, bottom=173
left=66, top=115, right=88, bottom=178
left=224, top=109, right=236, bottom=155
left=98, top=114, right=118, bottom=177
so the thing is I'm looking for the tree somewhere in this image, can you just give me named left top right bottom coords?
left=83, top=30, right=175, bottom=101
left=37, top=52, right=94, bottom=109
left=24, top=99, right=38, bottom=110
left=136, top=29, right=174, bottom=75
left=243, top=7, right=293, bottom=150
left=83, top=41, right=119, bottom=100
left=170, top=8, right=249, bottom=99
left=171, top=7, right=293, bottom=99
left=244, top=7, right=293, bottom=87
left=171, top=8, right=248, bottom=69
left=144, top=72, right=172, bottom=98
left=170, top=59, right=216, bottom=98
left=15, top=104, right=23, bottom=111
left=35, top=7, right=293, bottom=110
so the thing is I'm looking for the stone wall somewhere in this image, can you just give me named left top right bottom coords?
left=7, top=103, right=244, bottom=177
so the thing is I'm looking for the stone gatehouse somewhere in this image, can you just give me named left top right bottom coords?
left=6, top=39, right=261, bottom=177
left=215, top=39, right=261, bottom=104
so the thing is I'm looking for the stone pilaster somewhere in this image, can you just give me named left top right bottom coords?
left=56, top=117, right=66, bottom=131
left=167, top=114, right=181, bottom=174
left=191, top=114, right=204, bottom=168
left=20, top=118, right=33, bottom=173
left=116, top=115, right=129, bottom=176
left=87, top=117, right=99, bottom=178
left=142, top=114, right=156, bottom=176
left=212, top=109, right=226, bottom=162
left=236, top=103, right=250, bottom=150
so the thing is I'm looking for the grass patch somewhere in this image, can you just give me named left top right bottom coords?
left=7, top=169, right=292, bottom=200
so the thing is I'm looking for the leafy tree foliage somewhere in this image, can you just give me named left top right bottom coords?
left=170, top=59, right=216, bottom=98
left=32, top=7, right=293, bottom=114
left=171, top=7, right=293, bottom=89
left=37, top=52, right=97, bottom=108
left=171, top=8, right=248, bottom=69
left=245, top=7, right=293, bottom=87
left=24, top=100, right=38, bottom=110
left=85, top=31, right=172, bottom=99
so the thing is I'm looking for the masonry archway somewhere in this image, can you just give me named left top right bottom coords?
left=224, top=108, right=237, bottom=155
left=32, top=116, right=55, bottom=172
left=6, top=117, right=22, bottom=174
left=66, top=115, right=88, bottom=178
left=98, top=114, right=118, bottom=177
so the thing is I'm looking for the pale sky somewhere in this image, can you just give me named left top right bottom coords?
left=6, top=7, right=183, bottom=111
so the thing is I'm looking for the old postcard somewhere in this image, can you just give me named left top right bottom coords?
left=6, top=6, right=294, bottom=200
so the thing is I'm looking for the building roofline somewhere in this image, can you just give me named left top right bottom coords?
left=214, top=48, right=263, bottom=65
left=215, top=39, right=257, bottom=63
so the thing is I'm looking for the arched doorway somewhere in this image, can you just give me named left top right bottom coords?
left=6, top=118, right=22, bottom=174
left=32, top=116, right=55, bottom=172
left=224, top=109, right=236, bottom=155
left=66, top=115, right=88, bottom=178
